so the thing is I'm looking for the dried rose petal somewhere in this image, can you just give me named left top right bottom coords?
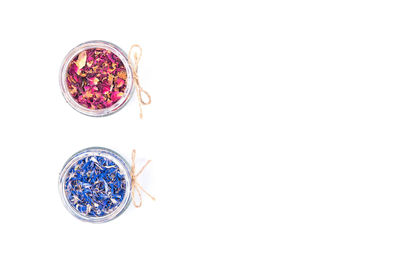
left=66, top=48, right=127, bottom=110
left=117, top=71, right=127, bottom=80
left=111, top=92, right=124, bottom=102
left=76, top=51, right=87, bottom=69
left=87, top=77, right=99, bottom=85
left=102, top=86, right=110, bottom=94
left=115, top=78, right=124, bottom=88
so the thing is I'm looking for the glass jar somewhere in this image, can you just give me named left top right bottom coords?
left=59, top=147, right=132, bottom=223
left=59, top=40, right=134, bottom=116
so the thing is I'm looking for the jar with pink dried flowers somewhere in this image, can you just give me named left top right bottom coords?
left=60, top=40, right=134, bottom=116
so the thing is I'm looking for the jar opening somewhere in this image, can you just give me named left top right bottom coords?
left=59, top=147, right=131, bottom=223
left=60, top=41, right=134, bottom=117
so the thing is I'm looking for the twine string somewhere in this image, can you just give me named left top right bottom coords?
left=131, top=149, right=155, bottom=208
left=128, top=44, right=152, bottom=119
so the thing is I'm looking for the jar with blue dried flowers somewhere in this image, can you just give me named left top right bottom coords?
left=59, top=147, right=154, bottom=223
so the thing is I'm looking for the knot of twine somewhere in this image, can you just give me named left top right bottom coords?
left=131, top=149, right=155, bottom=208
left=128, top=44, right=151, bottom=119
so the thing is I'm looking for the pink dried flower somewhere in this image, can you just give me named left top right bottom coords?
left=66, top=48, right=127, bottom=110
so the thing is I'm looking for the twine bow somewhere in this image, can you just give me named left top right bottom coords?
left=131, top=149, right=155, bottom=208
left=128, top=44, right=152, bottom=119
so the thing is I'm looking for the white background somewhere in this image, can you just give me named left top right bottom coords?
left=0, top=0, right=399, bottom=258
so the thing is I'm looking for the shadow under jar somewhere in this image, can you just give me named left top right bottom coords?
left=60, top=41, right=134, bottom=116
left=59, top=147, right=132, bottom=223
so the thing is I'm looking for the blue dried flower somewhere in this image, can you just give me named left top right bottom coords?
left=64, top=155, right=126, bottom=217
